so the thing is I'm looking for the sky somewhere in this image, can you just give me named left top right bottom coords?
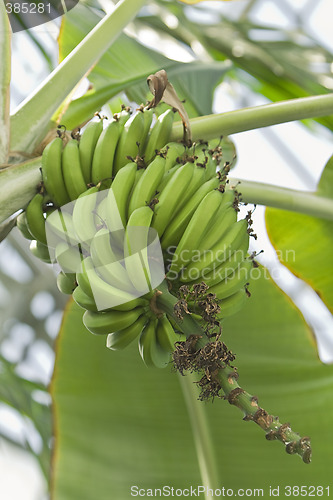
left=1, top=0, right=333, bottom=498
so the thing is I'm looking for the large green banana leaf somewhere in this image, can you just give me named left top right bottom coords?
left=51, top=269, right=333, bottom=499
left=266, top=154, right=333, bottom=313
left=57, top=3, right=231, bottom=129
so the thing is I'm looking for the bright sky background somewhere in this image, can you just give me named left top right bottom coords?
left=1, top=0, right=333, bottom=499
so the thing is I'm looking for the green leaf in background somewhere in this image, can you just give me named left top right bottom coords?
left=57, top=3, right=231, bottom=129
left=0, top=355, right=51, bottom=477
left=51, top=268, right=333, bottom=499
left=142, top=4, right=333, bottom=131
left=0, top=1, right=11, bottom=164
left=266, top=154, right=333, bottom=313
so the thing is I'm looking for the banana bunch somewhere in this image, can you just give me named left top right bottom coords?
left=16, top=104, right=252, bottom=368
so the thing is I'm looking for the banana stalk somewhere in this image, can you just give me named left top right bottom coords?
left=155, top=280, right=312, bottom=464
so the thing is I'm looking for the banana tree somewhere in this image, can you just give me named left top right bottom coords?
left=1, top=0, right=333, bottom=498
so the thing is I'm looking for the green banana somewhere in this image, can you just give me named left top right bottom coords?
left=90, top=227, right=133, bottom=292
left=91, top=119, right=121, bottom=185
left=29, top=240, right=52, bottom=263
left=181, top=219, right=249, bottom=282
left=76, top=256, right=147, bottom=312
left=128, top=155, right=166, bottom=216
left=56, top=271, right=76, bottom=295
left=16, top=211, right=34, bottom=240
left=167, top=188, right=226, bottom=278
left=124, top=206, right=154, bottom=293
left=161, top=141, right=187, bottom=172
left=72, top=185, right=100, bottom=245
left=216, top=288, right=247, bottom=319
left=142, top=107, right=154, bottom=146
left=42, top=136, right=70, bottom=207
left=204, top=154, right=217, bottom=180
left=113, top=111, right=146, bottom=174
left=139, top=318, right=170, bottom=368
left=144, top=109, right=174, bottom=162
left=25, top=193, right=47, bottom=245
left=156, top=314, right=184, bottom=353
left=62, top=139, right=87, bottom=200
left=104, top=182, right=125, bottom=235
left=151, top=162, right=194, bottom=238
left=161, top=176, right=220, bottom=250
left=111, top=162, right=137, bottom=226
left=208, top=258, right=253, bottom=300
left=106, top=314, right=148, bottom=350
left=83, top=307, right=145, bottom=335
left=72, top=285, right=98, bottom=312
left=79, top=119, right=104, bottom=184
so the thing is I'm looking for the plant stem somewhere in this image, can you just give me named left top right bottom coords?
left=228, top=177, right=333, bottom=220
left=156, top=281, right=312, bottom=463
left=178, top=372, right=220, bottom=499
left=170, top=94, right=333, bottom=142
left=10, top=0, right=148, bottom=153
left=0, top=0, right=11, bottom=164
left=0, top=157, right=42, bottom=224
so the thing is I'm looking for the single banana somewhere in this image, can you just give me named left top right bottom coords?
left=156, top=314, right=184, bottom=353
left=181, top=219, right=249, bottom=282
left=151, top=162, right=194, bottom=238
left=79, top=119, right=104, bottom=184
left=167, top=188, right=227, bottom=277
left=62, top=139, right=87, bottom=200
left=143, top=109, right=174, bottom=163
left=25, top=193, right=47, bottom=245
left=106, top=314, right=148, bottom=351
left=113, top=111, right=146, bottom=174
left=83, top=307, right=145, bottom=335
left=111, top=162, right=137, bottom=226
left=29, top=240, right=52, bottom=263
left=72, top=285, right=98, bottom=312
left=42, top=136, right=70, bottom=207
left=56, top=271, right=77, bottom=295
left=142, top=107, right=154, bottom=145
left=139, top=318, right=170, bottom=368
left=161, top=141, right=187, bottom=172
left=16, top=211, right=34, bottom=240
left=90, top=227, right=133, bottom=292
left=216, top=288, right=247, bottom=319
left=72, top=185, right=100, bottom=246
left=76, top=256, right=147, bottom=312
left=128, top=155, right=166, bottom=216
left=91, top=119, right=121, bottom=185
left=195, top=232, right=250, bottom=288
left=161, top=176, right=220, bottom=250
left=208, top=258, right=253, bottom=300
left=124, top=206, right=154, bottom=293
left=104, top=182, right=125, bottom=235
